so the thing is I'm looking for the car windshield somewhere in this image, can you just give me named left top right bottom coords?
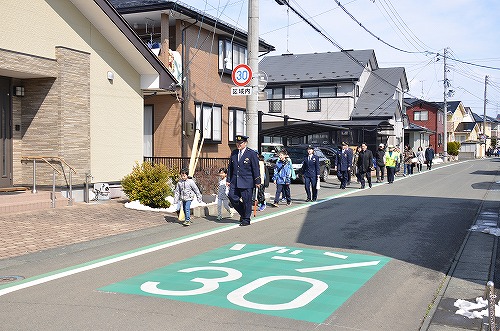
left=286, top=148, right=308, bottom=163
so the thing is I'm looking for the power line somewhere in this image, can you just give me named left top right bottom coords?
left=332, top=0, right=429, bottom=54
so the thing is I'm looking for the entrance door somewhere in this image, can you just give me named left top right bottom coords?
left=0, top=77, right=12, bottom=187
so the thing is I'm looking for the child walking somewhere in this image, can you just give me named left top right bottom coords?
left=216, top=168, right=234, bottom=220
left=257, top=154, right=269, bottom=211
left=271, top=150, right=292, bottom=207
left=173, top=168, right=202, bottom=226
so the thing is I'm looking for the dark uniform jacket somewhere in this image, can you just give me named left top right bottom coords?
left=337, top=149, right=353, bottom=171
left=227, top=148, right=260, bottom=189
left=301, top=154, right=320, bottom=178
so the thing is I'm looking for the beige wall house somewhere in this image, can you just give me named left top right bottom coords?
left=0, top=0, right=176, bottom=189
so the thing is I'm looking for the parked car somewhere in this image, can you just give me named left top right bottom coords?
left=265, top=145, right=331, bottom=183
left=315, top=145, right=340, bottom=175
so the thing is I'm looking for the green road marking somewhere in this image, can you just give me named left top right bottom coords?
left=100, top=244, right=390, bottom=323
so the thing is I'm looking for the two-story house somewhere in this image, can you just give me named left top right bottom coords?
left=257, top=50, right=408, bottom=152
left=438, top=101, right=482, bottom=158
left=112, top=0, right=274, bottom=159
left=0, top=0, right=176, bottom=190
left=404, top=98, right=444, bottom=155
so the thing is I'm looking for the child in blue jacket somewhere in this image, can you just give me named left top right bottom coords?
left=271, top=150, right=292, bottom=207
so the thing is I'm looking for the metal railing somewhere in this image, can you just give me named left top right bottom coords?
left=21, top=156, right=77, bottom=207
left=144, top=157, right=230, bottom=195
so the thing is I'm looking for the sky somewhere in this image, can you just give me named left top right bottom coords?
left=183, top=0, right=500, bottom=118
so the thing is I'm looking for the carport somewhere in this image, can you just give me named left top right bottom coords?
left=258, top=111, right=394, bottom=151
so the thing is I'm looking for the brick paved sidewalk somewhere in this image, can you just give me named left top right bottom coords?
left=0, top=199, right=168, bottom=260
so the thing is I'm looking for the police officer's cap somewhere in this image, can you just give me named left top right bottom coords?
left=307, top=145, right=314, bottom=150
left=235, top=135, right=249, bottom=142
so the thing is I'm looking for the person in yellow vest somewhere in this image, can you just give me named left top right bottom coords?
left=385, top=145, right=400, bottom=184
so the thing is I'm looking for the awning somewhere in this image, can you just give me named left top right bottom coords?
left=261, top=119, right=392, bottom=138
left=405, top=123, right=435, bottom=133
left=261, top=121, right=347, bottom=138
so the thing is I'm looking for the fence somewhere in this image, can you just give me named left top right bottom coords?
left=144, top=157, right=230, bottom=195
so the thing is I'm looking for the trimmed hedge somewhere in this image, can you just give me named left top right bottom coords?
left=447, top=141, right=461, bottom=156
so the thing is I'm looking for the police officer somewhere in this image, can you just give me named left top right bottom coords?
left=301, top=145, right=320, bottom=201
left=226, top=135, right=261, bottom=226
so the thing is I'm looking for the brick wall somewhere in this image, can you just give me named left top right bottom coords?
left=154, top=23, right=247, bottom=159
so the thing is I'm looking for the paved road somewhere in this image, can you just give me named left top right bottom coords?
left=1, top=158, right=498, bottom=330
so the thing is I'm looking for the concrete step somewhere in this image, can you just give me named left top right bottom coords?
left=0, top=191, right=68, bottom=215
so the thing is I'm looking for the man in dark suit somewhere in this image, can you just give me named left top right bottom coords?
left=301, top=145, right=320, bottom=201
left=356, top=142, right=374, bottom=189
left=226, top=135, right=261, bottom=226
left=425, top=144, right=435, bottom=170
left=336, top=142, right=353, bottom=189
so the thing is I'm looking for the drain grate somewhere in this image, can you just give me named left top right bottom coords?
left=0, top=275, right=25, bottom=284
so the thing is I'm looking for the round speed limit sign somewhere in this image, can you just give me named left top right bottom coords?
left=232, top=64, right=253, bottom=87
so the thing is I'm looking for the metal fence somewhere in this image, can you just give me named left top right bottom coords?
left=144, top=157, right=230, bottom=195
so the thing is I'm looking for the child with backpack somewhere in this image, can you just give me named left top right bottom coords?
left=173, top=168, right=202, bottom=226
left=271, top=150, right=292, bottom=207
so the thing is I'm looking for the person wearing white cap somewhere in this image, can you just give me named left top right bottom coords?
left=375, top=143, right=386, bottom=183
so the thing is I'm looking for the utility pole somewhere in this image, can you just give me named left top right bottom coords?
left=443, top=48, right=448, bottom=159
left=483, top=75, right=489, bottom=144
left=246, top=0, right=259, bottom=150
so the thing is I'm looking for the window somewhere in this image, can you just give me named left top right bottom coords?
left=319, top=86, right=337, bottom=97
left=285, top=86, right=300, bottom=99
left=195, top=102, right=222, bottom=142
left=143, top=105, right=153, bottom=157
left=438, top=133, right=442, bottom=145
left=413, top=110, right=428, bottom=121
left=265, top=87, right=283, bottom=100
left=218, top=39, right=247, bottom=72
left=269, top=101, right=282, bottom=113
left=302, top=87, right=318, bottom=98
left=302, top=85, right=337, bottom=98
left=228, top=107, right=246, bottom=142
left=307, top=99, right=321, bottom=112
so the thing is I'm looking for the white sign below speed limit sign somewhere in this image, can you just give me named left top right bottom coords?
left=232, top=64, right=253, bottom=87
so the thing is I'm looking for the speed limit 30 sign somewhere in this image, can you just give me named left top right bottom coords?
left=100, top=243, right=390, bottom=323
left=232, top=64, right=253, bottom=86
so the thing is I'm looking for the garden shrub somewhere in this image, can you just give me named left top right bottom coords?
left=121, top=162, right=178, bottom=208
left=447, top=141, right=461, bottom=156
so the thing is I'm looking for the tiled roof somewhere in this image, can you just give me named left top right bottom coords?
left=258, top=50, right=376, bottom=84
left=351, top=67, right=406, bottom=118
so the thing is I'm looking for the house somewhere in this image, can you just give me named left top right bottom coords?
left=404, top=98, right=444, bottom=154
left=439, top=101, right=481, bottom=159
left=0, top=0, right=176, bottom=191
left=471, top=112, right=499, bottom=155
left=257, top=50, right=408, bottom=152
left=111, top=0, right=275, bottom=159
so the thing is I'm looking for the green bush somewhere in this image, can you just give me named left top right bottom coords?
left=447, top=141, right=461, bottom=156
left=121, top=162, right=178, bottom=208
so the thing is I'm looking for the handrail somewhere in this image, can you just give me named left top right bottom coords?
left=21, top=156, right=77, bottom=207
left=21, top=156, right=76, bottom=174
left=22, top=156, right=62, bottom=175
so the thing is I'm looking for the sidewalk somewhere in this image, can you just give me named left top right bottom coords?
left=421, top=182, right=500, bottom=330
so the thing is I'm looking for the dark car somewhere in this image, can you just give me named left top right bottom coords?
left=315, top=145, right=341, bottom=175
left=265, top=145, right=331, bottom=183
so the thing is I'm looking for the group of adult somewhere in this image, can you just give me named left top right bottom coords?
left=225, top=134, right=437, bottom=227
left=374, top=143, right=435, bottom=183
